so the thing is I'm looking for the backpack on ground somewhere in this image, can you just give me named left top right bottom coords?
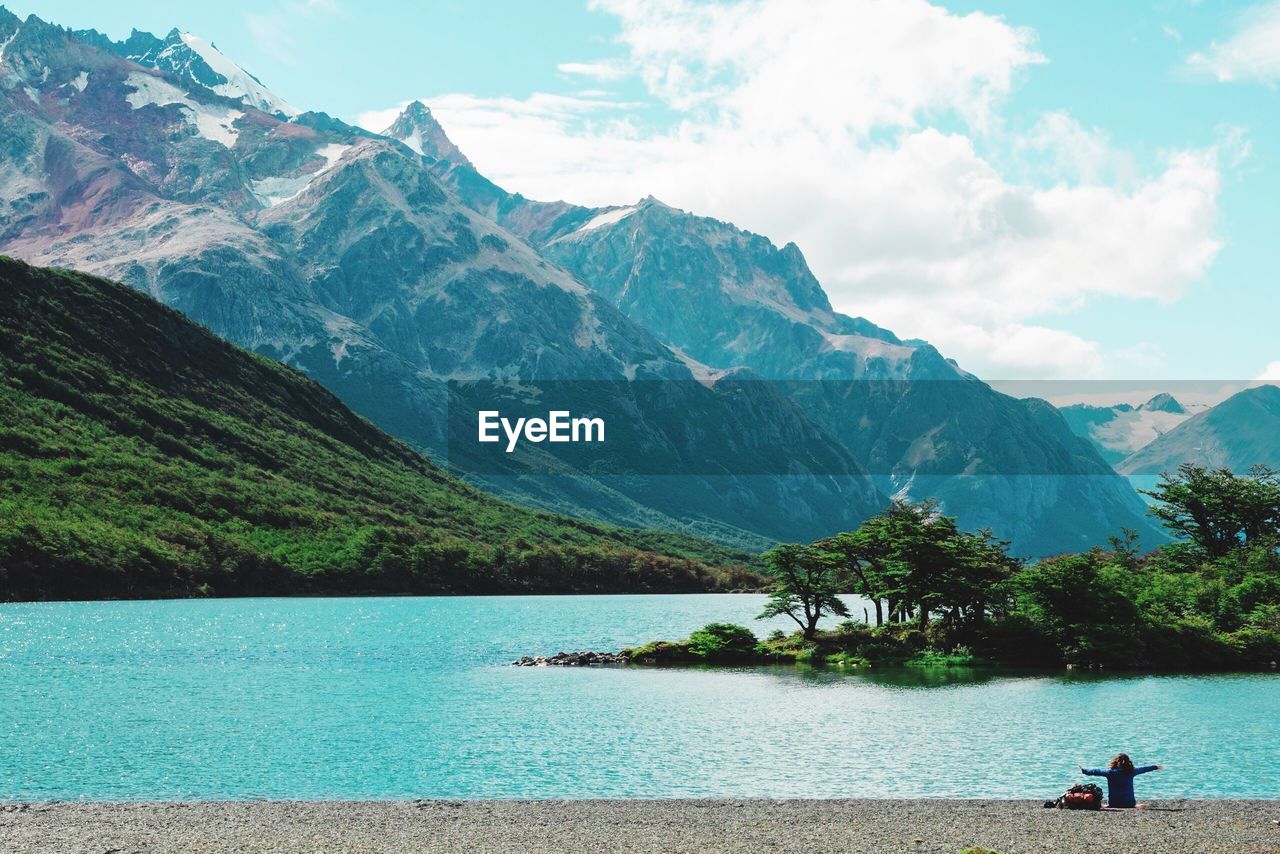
left=1046, top=782, right=1103, bottom=810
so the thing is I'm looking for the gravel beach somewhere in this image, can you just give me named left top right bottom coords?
left=3, top=799, right=1278, bottom=853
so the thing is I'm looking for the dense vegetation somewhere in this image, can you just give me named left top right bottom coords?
left=0, top=258, right=762, bottom=600
left=628, top=465, right=1280, bottom=670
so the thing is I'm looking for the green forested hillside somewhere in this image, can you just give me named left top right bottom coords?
left=0, top=258, right=761, bottom=600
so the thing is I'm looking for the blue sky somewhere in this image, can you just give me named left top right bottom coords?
left=11, top=0, right=1280, bottom=384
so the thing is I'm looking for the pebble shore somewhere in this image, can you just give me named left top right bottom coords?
left=4, top=799, right=1278, bottom=853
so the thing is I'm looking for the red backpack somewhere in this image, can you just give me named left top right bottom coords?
left=1056, top=783, right=1104, bottom=810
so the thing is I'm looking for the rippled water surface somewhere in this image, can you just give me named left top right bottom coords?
left=2, top=595, right=1277, bottom=800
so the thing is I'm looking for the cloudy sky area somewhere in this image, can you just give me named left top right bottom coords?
left=19, top=0, right=1280, bottom=381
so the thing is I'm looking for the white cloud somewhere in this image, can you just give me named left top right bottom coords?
left=1187, top=0, right=1280, bottom=83
left=1014, top=111, right=1137, bottom=186
left=359, top=0, right=1227, bottom=378
left=1259, top=361, right=1280, bottom=382
left=556, top=61, right=628, bottom=81
left=596, top=0, right=1044, bottom=132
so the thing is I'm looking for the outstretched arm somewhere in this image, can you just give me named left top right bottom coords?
left=1080, top=766, right=1108, bottom=776
left=1134, top=764, right=1162, bottom=775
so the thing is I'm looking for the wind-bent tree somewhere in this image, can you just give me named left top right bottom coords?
left=938, top=525, right=1020, bottom=626
left=846, top=500, right=957, bottom=629
left=819, top=500, right=1018, bottom=630
left=1143, top=465, right=1280, bottom=557
left=758, top=542, right=849, bottom=640
left=817, top=530, right=890, bottom=626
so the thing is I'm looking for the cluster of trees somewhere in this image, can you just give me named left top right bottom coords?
left=757, top=464, right=1280, bottom=668
left=763, top=501, right=1018, bottom=638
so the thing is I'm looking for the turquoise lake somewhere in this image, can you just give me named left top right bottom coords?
left=1, top=595, right=1277, bottom=801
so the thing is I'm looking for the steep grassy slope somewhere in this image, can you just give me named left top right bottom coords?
left=0, top=258, right=761, bottom=600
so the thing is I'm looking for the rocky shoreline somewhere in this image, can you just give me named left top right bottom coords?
left=511, top=650, right=628, bottom=666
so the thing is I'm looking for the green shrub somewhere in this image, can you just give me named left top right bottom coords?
left=625, top=640, right=692, bottom=663
left=794, top=643, right=825, bottom=665
left=686, top=623, right=759, bottom=661
left=1224, top=626, right=1280, bottom=664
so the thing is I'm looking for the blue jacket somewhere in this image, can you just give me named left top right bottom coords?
left=1082, top=765, right=1158, bottom=808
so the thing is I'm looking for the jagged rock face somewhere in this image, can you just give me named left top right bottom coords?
left=79, top=25, right=298, bottom=118
left=0, top=11, right=883, bottom=547
left=254, top=142, right=684, bottom=383
left=537, top=198, right=956, bottom=381
left=384, top=104, right=1162, bottom=554
left=1118, top=386, right=1280, bottom=475
left=1060, top=394, right=1199, bottom=468
left=384, top=101, right=471, bottom=168
left=382, top=101, right=590, bottom=245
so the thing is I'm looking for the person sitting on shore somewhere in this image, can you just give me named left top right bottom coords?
left=1080, top=753, right=1162, bottom=808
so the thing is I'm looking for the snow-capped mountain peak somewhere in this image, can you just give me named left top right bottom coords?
left=1139, top=392, right=1185, bottom=415
left=123, top=27, right=297, bottom=118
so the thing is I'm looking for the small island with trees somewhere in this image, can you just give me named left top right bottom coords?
left=517, top=465, right=1280, bottom=671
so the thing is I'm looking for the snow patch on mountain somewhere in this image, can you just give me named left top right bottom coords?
left=250, top=142, right=351, bottom=207
left=70, top=71, right=88, bottom=91
left=124, top=71, right=242, bottom=147
left=397, top=129, right=425, bottom=156
left=1091, top=409, right=1191, bottom=457
left=571, top=206, right=637, bottom=235
left=821, top=332, right=915, bottom=363
left=0, top=30, right=17, bottom=64
left=1059, top=393, right=1200, bottom=467
left=316, top=143, right=351, bottom=168
left=666, top=345, right=720, bottom=384
left=188, top=103, right=243, bottom=148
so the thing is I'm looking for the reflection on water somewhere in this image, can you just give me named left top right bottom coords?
left=706, top=663, right=1006, bottom=689
left=852, top=666, right=1002, bottom=689
left=1, top=595, right=1277, bottom=800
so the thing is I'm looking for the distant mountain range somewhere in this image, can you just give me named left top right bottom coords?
left=0, top=7, right=1160, bottom=555
left=0, top=256, right=761, bottom=600
left=1059, top=393, right=1201, bottom=466
left=1118, top=385, right=1280, bottom=475
left=1058, top=387, right=1280, bottom=476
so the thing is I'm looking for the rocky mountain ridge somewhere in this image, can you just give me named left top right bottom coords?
left=383, top=101, right=1161, bottom=553
left=0, top=9, right=1161, bottom=554
left=0, top=9, right=882, bottom=549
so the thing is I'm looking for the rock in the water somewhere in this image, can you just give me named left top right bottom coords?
left=511, top=651, right=628, bottom=667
